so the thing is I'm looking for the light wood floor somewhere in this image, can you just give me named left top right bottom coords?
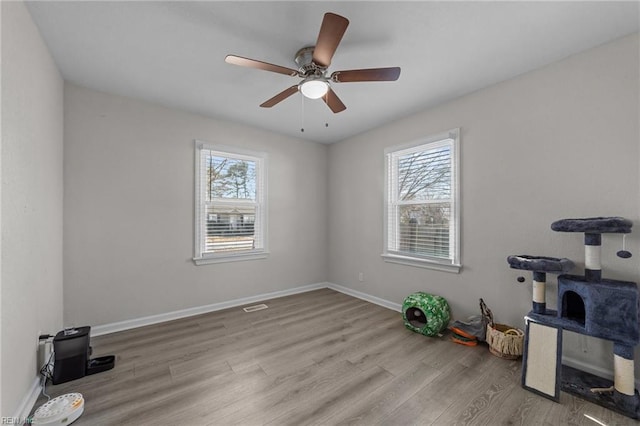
left=37, top=289, right=638, bottom=425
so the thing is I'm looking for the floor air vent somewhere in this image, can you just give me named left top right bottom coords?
left=243, top=304, right=268, bottom=313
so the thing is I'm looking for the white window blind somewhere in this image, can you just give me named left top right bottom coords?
left=194, top=142, right=267, bottom=265
left=383, top=129, right=460, bottom=272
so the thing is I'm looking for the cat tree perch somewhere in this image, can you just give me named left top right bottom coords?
left=507, top=255, right=574, bottom=314
left=508, top=217, right=638, bottom=419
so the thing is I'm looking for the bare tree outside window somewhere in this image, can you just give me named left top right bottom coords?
left=206, top=156, right=256, bottom=201
left=397, top=147, right=451, bottom=201
left=396, top=147, right=451, bottom=257
left=385, top=134, right=459, bottom=269
left=203, top=153, right=260, bottom=253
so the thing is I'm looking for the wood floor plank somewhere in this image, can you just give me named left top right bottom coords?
left=90, top=364, right=267, bottom=425
left=373, top=330, right=447, bottom=377
left=433, top=354, right=521, bottom=424
left=31, top=289, right=640, bottom=425
left=378, top=359, right=490, bottom=424
left=267, top=365, right=395, bottom=426
left=208, top=361, right=364, bottom=424
left=324, top=361, right=442, bottom=425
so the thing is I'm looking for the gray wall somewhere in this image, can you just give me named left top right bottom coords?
left=63, top=84, right=328, bottom=327
left=328, top=34, right=639, bottom=375
left=1, top=1, right=64, bottom=416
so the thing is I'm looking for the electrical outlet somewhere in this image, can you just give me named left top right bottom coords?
left=358, top=272, right=364, bottom=282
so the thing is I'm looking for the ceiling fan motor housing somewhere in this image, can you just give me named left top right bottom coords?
left=295, top=46, right=325, bottom=77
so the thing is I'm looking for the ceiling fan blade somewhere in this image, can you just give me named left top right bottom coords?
left=312, top=13, right=349, bottom=68
left=225, top=55, right=298, bottom=77
left=331, top=67, right=401, bottom=83
left=322, top=88, right=346, bottom=113
left=260, top=85, right=299, bottom=108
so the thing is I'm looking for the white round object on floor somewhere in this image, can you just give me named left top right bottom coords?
left=32, top=393, right=84, bottom=425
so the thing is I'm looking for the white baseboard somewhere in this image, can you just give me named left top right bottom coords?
left=326, top=282, right=402, bottom=312
left=13, top=377, right=41, bottom=422
left=91, top=282, right=326, bottom=336
left=91, top=282, right=403, bottom=337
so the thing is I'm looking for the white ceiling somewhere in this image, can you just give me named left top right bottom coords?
left=27, top=1, right=639, bottom=144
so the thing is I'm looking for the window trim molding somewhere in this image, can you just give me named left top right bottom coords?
left=193, top=251, right=269, bottom=266
left=382, top=128, right=461, bottom=273
left=193, top=140, right=269, bottom=265
left=381, top=253, right=461, bottom=273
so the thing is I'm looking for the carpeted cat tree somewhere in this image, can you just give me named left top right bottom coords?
left=508, top=217, right=638, bottom=419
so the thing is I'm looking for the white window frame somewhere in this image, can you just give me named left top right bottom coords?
left=193, top=141, right=268, bottom=265
left=382, top=128, right=461, bottom=273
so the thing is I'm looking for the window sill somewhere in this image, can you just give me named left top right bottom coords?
left=381, top=253, right=461, bottom=273
left=193, top=251, right=269, bottom=265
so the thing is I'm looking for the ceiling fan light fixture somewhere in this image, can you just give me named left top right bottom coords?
left=300, top=79, right=329, bottom=99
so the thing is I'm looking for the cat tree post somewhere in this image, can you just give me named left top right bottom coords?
left=532, top=271, right=547, bottom=314
left=614, top=343, right=637, bottom=413
left=584, top=232, right=602, bottom=282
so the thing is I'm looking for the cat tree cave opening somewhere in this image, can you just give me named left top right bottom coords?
left=562, top=290, right=586, bottom=326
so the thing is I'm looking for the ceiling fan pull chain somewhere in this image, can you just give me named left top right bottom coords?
left=300, top=93, right=305, bottom=133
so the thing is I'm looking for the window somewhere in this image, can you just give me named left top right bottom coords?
left=194, top=142, right=267, bottom=265
left=383, top=129, right=460, bottom=273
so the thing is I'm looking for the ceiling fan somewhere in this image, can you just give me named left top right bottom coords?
left=225, top=12, right=401, bottom=113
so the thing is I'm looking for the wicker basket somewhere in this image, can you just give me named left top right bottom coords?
left=480, top=299, right=524, bottom=360
left=486, top=323, right=524, bottom=359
